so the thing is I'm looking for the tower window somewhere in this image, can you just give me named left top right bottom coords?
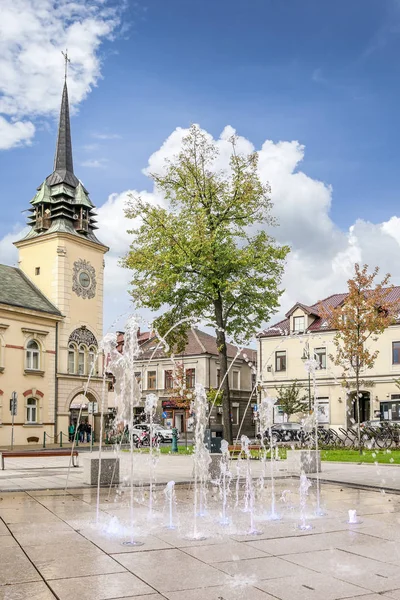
left=35, top=267, right=40, bottom=276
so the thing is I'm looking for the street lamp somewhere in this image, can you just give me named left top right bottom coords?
left=301, top=341, right=312, bottom=412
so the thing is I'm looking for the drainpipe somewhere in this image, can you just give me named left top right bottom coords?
left=54, top=321, right=59, bottom=440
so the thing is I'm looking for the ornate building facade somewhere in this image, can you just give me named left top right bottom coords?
left=0, top=80, right=109, bottom=446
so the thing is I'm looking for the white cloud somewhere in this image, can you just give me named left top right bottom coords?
left=2, top=124, right=400, bottom=331
left=0, top=116, right=35, bottom=150
left=92, top=133, right=122, bottom=140
left=0, top=0, right=124, bottom=150
left=81, top=158, right=109, bottom=169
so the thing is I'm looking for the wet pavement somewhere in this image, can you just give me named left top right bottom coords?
left=1, top=478, right=400, bottom=599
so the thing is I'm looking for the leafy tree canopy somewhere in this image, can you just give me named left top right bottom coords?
left=123, top=125, right=290, bottom=442
left=276, top=380, right=308, bottom=421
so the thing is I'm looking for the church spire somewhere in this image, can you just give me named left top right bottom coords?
left=21, top=53, right=104, bottom=245
left=46, top=52, right=79, bottom=188
left=53, top=80, right=74, bottom=175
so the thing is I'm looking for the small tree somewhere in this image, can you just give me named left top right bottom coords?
left=320, top=264, right=398, bottom=451
left=276, top=381, right=308, bottom=421
left=123, top=125, right=289, bottom=443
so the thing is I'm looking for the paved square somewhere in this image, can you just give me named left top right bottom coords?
left=1, top=475, right=400, bottom=599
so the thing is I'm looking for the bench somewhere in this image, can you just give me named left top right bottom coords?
left=0, top=450, right=79, bottom=470
left=228, top=444, right=261, bottom=458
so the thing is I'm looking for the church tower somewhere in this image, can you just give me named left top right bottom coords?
left=14, top=77, right=109, bottom=434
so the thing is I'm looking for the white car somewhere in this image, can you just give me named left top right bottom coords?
left=131, top=423, right=177, bottom=443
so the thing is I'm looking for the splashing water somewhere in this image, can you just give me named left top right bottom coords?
left=241, top=435, right=262, bottom=535
left=189, top=383, right=211, bottom=540
left=258, top=394, right=280, bottom=521
left=145, top=393, right=159, bottom=518
left=164, top=481, right=177, bottom=530
left=347, top=509, right=362, bottom=524
left=298, top=470, right=313, bottom=531
left=218, top=440, right=232, bottom=526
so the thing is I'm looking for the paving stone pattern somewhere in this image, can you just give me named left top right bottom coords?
left=1, top=480, right=400, bottom=599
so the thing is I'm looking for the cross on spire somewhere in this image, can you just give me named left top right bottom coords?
left=61, top=49, right=70, bottom=80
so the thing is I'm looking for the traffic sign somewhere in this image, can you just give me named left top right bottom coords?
left=10, top=392, right=17, bottom=416
left=162, top=411, right=167, bottom=419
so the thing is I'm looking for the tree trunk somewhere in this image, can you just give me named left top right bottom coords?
left=355, top=361, right=362, bottom=455
left=214, top=298, right=233, bottom=444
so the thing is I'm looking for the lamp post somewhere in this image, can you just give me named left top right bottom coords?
left=301, top=342, right=312, bottom=413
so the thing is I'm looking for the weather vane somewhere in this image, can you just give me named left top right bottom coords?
left=61, top=49, right=71, bottom=80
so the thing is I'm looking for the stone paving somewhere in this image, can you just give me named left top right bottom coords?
left=1, top=452, right=400, bottom=493
left=1, top=474, right=400, bottom=599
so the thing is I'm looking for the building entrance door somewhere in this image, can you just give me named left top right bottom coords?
left=350, top=391, right=370, bottom=425
left=174, top=411, right=184, bottom=433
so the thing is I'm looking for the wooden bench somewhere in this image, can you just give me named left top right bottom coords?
left=228, top=444, right=261, bottom=458
left=0, top=450, right=79, bottom=470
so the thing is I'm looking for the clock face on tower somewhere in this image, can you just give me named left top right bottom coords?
left=72, top=259, right=96, bottom=299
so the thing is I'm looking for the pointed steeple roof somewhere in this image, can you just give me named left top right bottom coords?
left=46, top=81, right=79, bottom=187
left=17, top=75, right=107, bottom=249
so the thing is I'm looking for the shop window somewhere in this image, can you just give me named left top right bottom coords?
left=316, top=398, right=330, bottom=424
left=26, top=340, right=40, bottom=370
left=186, top=368, right=195, bottom=388
left=26, top=398, right=38, bottom=423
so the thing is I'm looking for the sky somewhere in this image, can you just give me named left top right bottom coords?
left=2, top=0, right=400, bottom=333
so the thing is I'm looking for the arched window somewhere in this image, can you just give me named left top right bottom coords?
left=26, top=398, right=38, bottom=423
left=26, top=340, right=40, bottom=370
left=88, top=346, right=97, bottom=375
left=68, top=343, right=77, bottom=374
left=78, top=345, right=86, bottom=375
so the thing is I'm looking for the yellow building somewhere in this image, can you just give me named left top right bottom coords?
left=0, top=80, right=108, bottom=447
left=258, top=291, right=400, bottom=430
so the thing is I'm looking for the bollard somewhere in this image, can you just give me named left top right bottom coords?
left=171, top=428, right=178, bottom=453
left=43, top=432, right=46, bottom=449
left=60, top=432, right=63, bottom=448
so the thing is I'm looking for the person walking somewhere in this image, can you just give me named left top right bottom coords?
left=86, top=422, right=92, bottom=444
left=78, top=422, right=85, bottom=443
left=68, top=422, right=75, bottom=442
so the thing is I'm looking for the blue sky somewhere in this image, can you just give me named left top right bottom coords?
left=3, top=0, right=400, bottom=238
left=2, top=0, right=400, bottom=327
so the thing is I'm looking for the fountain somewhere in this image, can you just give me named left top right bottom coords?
left=347, top=509, right=362, bottom=524
left=240, top=435, right=262, bottom=535
left=218, top=439, right=232, bottom=526
left=188, top=382, right=211, bottom=540
left=298, top=470, right=313, bottom=530
left=144, top=393, right=160, bottom=518
left=62, top=316, right=348, bottom=550
left=258, top=394, right=280, bottom=520
left=164, top=481, right=177, bottom=529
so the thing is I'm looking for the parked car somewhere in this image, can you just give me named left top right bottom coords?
left=131, top=423, right=177, bottom=443
left=257, top=422, right=308, bottom=443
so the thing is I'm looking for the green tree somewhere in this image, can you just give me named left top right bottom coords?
left=320, top=264, right=398, bottom=451
left=276, top=381, right=308, bottom=422
left=123, top=125, right=289, bottom=443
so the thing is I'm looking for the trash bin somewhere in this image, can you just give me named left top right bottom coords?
left=204, top=424, right=223, bottom=453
